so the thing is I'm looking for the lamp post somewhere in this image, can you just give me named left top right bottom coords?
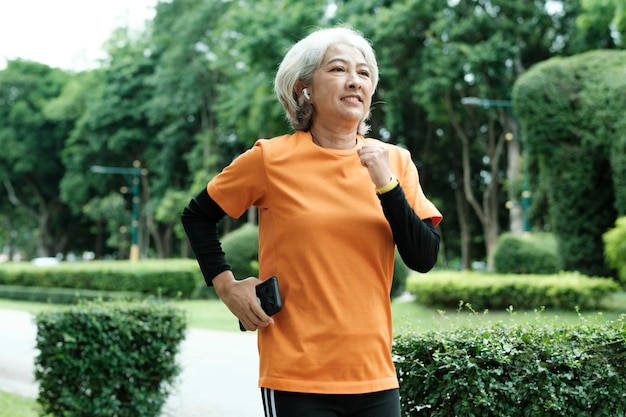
left=461, top=97, right=531, bottom=233
left=91, top=161, right=143, bottom=261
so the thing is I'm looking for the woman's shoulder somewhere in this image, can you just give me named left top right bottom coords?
left=253, top=131, right=305, bottom=149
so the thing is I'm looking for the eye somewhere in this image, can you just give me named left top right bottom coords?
left=360, top=69, right=370, bottom=77
left=332, top=66, right=345, bottom=72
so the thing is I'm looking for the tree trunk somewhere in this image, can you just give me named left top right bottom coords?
left=454, top=184, right=472, bottom=270
left=445, top=94, right=504, bottom=271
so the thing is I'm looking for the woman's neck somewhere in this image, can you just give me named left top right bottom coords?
left=309, top=126, right=358, bottom=150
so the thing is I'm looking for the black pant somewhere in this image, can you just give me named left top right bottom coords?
left=261, top=388, right=401, bottom=417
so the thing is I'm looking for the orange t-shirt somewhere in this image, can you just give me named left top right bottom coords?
left=208, top=131, right=442, bottom=394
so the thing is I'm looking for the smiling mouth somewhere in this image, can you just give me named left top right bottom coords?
left=341, top=97, right=362, bottom=103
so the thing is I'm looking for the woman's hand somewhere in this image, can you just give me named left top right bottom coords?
left=357, top=142, right=393, bottom=188
left=213, top=272, right=274, bottom=331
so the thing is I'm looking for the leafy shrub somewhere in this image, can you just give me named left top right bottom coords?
left=220, top=223, right=260, bottom=280
left=0, top=260, right=200, bottom=298
left=513, top=50, right=626, bottom=278
left=392, top=249, right=410, bottom=298
left=603, top=216, right=626, bottom=287
left=394, top=317, right=626, bottom=416
left=493, top=232, right=559, bottom=274
left=35, top=301, right=186, bottom=417
left=406, top=270, right=620, bottom=310
left=0, top=284, right=141, bottom=304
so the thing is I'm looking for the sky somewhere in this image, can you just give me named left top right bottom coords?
left=0, top=0, right=158, bottom=72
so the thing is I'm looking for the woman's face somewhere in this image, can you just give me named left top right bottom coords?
left=309, top=43, right=373, bottom=130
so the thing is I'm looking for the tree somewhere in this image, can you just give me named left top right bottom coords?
left=212, top=0, right=329, bottom=146
left=0, top=60, right=73, bottom=257
left=83, top=193, right=132, bottom=259
left=56, top=26, right=165, bottom=258
left=147, top=0, right=249, bottom=254
left=574, top=0, right=626, bottom=50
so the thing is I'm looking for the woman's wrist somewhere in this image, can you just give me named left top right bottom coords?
left=212, top=271, right=236, bottom=298
left=375, top=175, right=399, bottom=195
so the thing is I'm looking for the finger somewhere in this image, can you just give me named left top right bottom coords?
left=241, top=299, right=274, bottom=330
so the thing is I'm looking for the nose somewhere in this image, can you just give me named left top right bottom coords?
left=347, top=71, right=362, bottom=90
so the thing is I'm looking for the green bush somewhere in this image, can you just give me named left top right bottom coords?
left=392, top=249, right=410, bottom=298
left=493, top=233, right=559, bottom=274
left=0, top=260, right=201, bottom=298
left=220, top=223, right=260, bottom=280
left=603, top=216, right=626, bottom=287
left=394, top=317, right=626, bottom=416
left=0, top=284, right=141, bottom=304
left=513, top=50, right=626, bottom=278
left=407, top=270, right=620, bottom=310
left=35, top=301, right=186, bottom=417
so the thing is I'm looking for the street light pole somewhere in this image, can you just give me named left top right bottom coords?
left=91, top=161, right=144, bottom=261
left=461, top=97, right=531, bottom=233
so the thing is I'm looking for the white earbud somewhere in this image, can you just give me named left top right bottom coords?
left=302, top=88, right=311, bottom=100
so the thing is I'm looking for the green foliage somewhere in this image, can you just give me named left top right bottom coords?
left=83, top=193, right=133, bottom=254
left=407, top=270, right=620, bottom=310
left=212, top=0, right=327, bottom=144
left=603, top=216, right=626, bottom=286
left=0, top=260, right=201, bottom=298
left=611, top=129, right=626, bottom=214
left=576, top=0, right=626, bottom=49
left=394, top=317, right=626, bottom=416
left=0, top=60, right=74, bottom=257
left=392, top=250, right=411, bottom=298
left=220, top=223, right=260, bottom=280
left=0, top=284, right=140, bottom=304
left=493, top=232, right=559, bottom=274
left=35, top=301, right=186, bottom=417
left=513, top=50, right=626, bottom=277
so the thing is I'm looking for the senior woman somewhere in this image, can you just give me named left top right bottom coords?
left=182, top=26, right=442, bottom=417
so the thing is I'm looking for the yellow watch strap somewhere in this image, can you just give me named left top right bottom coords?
left=375, top=176, right=399, bottom=195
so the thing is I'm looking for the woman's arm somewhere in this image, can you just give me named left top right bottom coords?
left=181, top=188, right=272, bottom=330
left=180, top=187, right=231, bottom=286
left=378, top=185, right=440, bottom=272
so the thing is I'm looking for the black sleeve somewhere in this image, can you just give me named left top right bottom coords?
left=378, top=185, right=440, bottom=273
left=181, top=188, right=231, bottom=286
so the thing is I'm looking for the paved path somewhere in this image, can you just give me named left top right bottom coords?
left=0, top=309, right=263, bottom=417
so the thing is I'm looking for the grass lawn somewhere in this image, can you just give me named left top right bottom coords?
left=0, top=391, right=40, bottom=417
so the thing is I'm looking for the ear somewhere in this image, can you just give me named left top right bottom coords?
left=294, top=80, right=307, bottom=96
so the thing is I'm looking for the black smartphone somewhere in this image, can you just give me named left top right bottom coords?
left=239, top=276, right=282, bottom=331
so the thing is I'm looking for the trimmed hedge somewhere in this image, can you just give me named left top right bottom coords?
left=0, top=284, right=141, bottom=304
left=493, top=232, right=559, bottom=274
left=407, top=271, right=620, bottom=310
left=35, top=301, right=186, bottom=417
left=513, top=50, right=626, bottom=277
left=394, top=317, right=626, bottom=416
left=0, top=260, right=201, bottom=298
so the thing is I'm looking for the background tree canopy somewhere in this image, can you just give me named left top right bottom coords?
left=1, top=0, right=623, bottom=276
